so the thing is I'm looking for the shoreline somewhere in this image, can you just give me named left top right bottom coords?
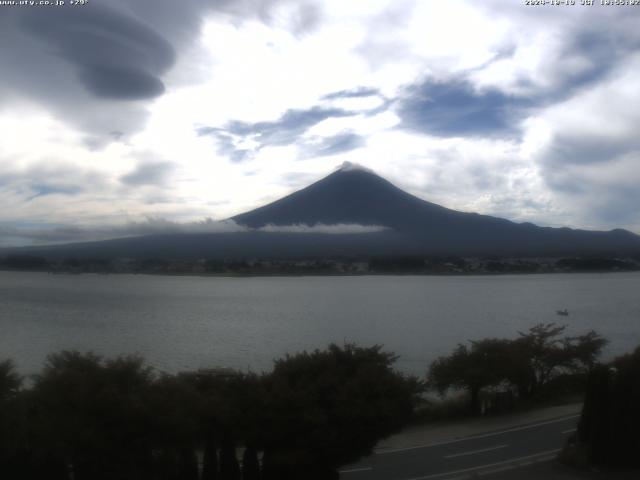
left=1, top=268, right=639, bottom=278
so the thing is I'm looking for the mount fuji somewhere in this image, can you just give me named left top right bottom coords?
left=7, top=163, right=640, bottom=259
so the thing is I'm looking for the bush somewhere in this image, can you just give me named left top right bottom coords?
left=0, top=344, right=421, bottom=479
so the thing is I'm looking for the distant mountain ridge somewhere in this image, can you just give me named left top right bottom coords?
left=4, top=163, right=640, bottom=259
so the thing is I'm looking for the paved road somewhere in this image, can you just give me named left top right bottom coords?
left=339, top=414, right=579, bottom=480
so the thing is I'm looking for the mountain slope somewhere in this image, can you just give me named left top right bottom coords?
left=233, top=165, right=456, bottom=230
left=5, top=164, right=640, bottom=259
left=231, top=164, right=640, bottom=256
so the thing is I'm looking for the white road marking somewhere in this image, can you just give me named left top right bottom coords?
left=377, top=414, right=580, bottom=455
left=402, top=448, right=561, bottom=480
left=339, top=466, right=373, bottom=474
left=562, top=428, right=577, bottom=434
left=444, top=444, right=508, bottom=459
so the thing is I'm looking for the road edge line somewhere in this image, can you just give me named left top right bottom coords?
left=377, top=414, right=579, bottom=455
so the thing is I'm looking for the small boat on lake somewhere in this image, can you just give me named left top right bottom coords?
left=556, top=309, right=569, bottom=316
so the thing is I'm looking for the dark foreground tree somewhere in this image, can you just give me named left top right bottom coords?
left=577, top=347, right=640, bottom=467
left=509, top=324, right=607, bottom=399
left=428, top=339, right=512, bottom=415
left=0, top=359, right=26, bottom=478
left=0, top=360, right=21, bottom=400
left=259, top=344, right=422, bottom=479
left=201, top=433, right=219, bottom=480
left=0, top=345, right=421, bottom=479
left=242, top=446, right=260, bottom=480
left=219, top=433, right=241, bottom=480
left=148, top=372, right=205, bottom=480
left=29, top=351, right=156, bottom=480
left=428, top=324, right=607, bottom=414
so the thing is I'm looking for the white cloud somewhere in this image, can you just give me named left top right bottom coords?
left=0, top=218, right=388, bottom=247
left=258, top=223, right=387, bottom=234
left=1, top=0, right=640, bottom=243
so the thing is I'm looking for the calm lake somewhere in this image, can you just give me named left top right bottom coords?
left=1, top=271, right=639, bottom=376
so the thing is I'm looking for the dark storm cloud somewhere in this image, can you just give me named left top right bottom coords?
left=391, top=5, right=640, bottom=142
left=20, top=5, right=175, bottom=100
left=207, top=132, right=254, bottom=163
left=197, top=106, right=356, bottom=161
left=469, top=2, right=640, bottom=96
left=78, top=67, right=166, bottom=101
left=198, top=93, right=388, bottom=162
left=117, top=0, right=323, bottom=44
left=525, top=29, right=640, bottom=105
left=397, top=80, right=531, bottom=138
left=120, top=161, right=175, bottom=187
left=468, top=11, right=640, bottom=231
left=556, top=32, right=625, bottom=92
left=0, top=3, right=181, bottom=141
left=0, top=0, right=323, bottom=142
left=226, top=107, right=353, bottom=145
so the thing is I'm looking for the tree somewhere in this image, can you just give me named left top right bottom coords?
left=510, top=324, right=607, bottom=398
left=428, top=339, right=512, bottom=415
left=0, top=359, right=26, bottom=478
left=577, top=346, right=640, bottom=467
left=29, top=351, right=156, bottom=480
left=219, top=433, right=241, bottom=480
left=0, top=359, right=21, bottom=400
left=428, top=325, right=608, bottom=413
left=0, top=345, right=424, bottom=478
left=177, top=368, right=264, bottom=480
left=148, top=372, right=204, bottom=480
left=201, top=434, right=219, bottom=480
left=242, top=446, right=260, bottom=480
left=260, top=344, right=422, bottom=478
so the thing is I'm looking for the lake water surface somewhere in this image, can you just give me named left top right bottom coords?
left=1, top=271, right=639, bottom=376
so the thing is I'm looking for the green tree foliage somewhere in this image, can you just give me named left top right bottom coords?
left=29, top=351, right=156, bottom=480
left=428, top=339, right=512, bottom=415
left=0, top=344, right=419, bottom=479
left=428, top=324, right=607, bottom=414
left=510, top=324, right=607, bottom=398
left=0, top=359, right=21, bottom=400
left=260, top=344, right=422, bottom=479
left=148, top=373, right=204, bottom=480
left=0, top=359, right=26, bottom=477
left=578, top=347, right=640, bottom=467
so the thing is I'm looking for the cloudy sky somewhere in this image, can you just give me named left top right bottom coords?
left=1, top=0, right=640, bottom=246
